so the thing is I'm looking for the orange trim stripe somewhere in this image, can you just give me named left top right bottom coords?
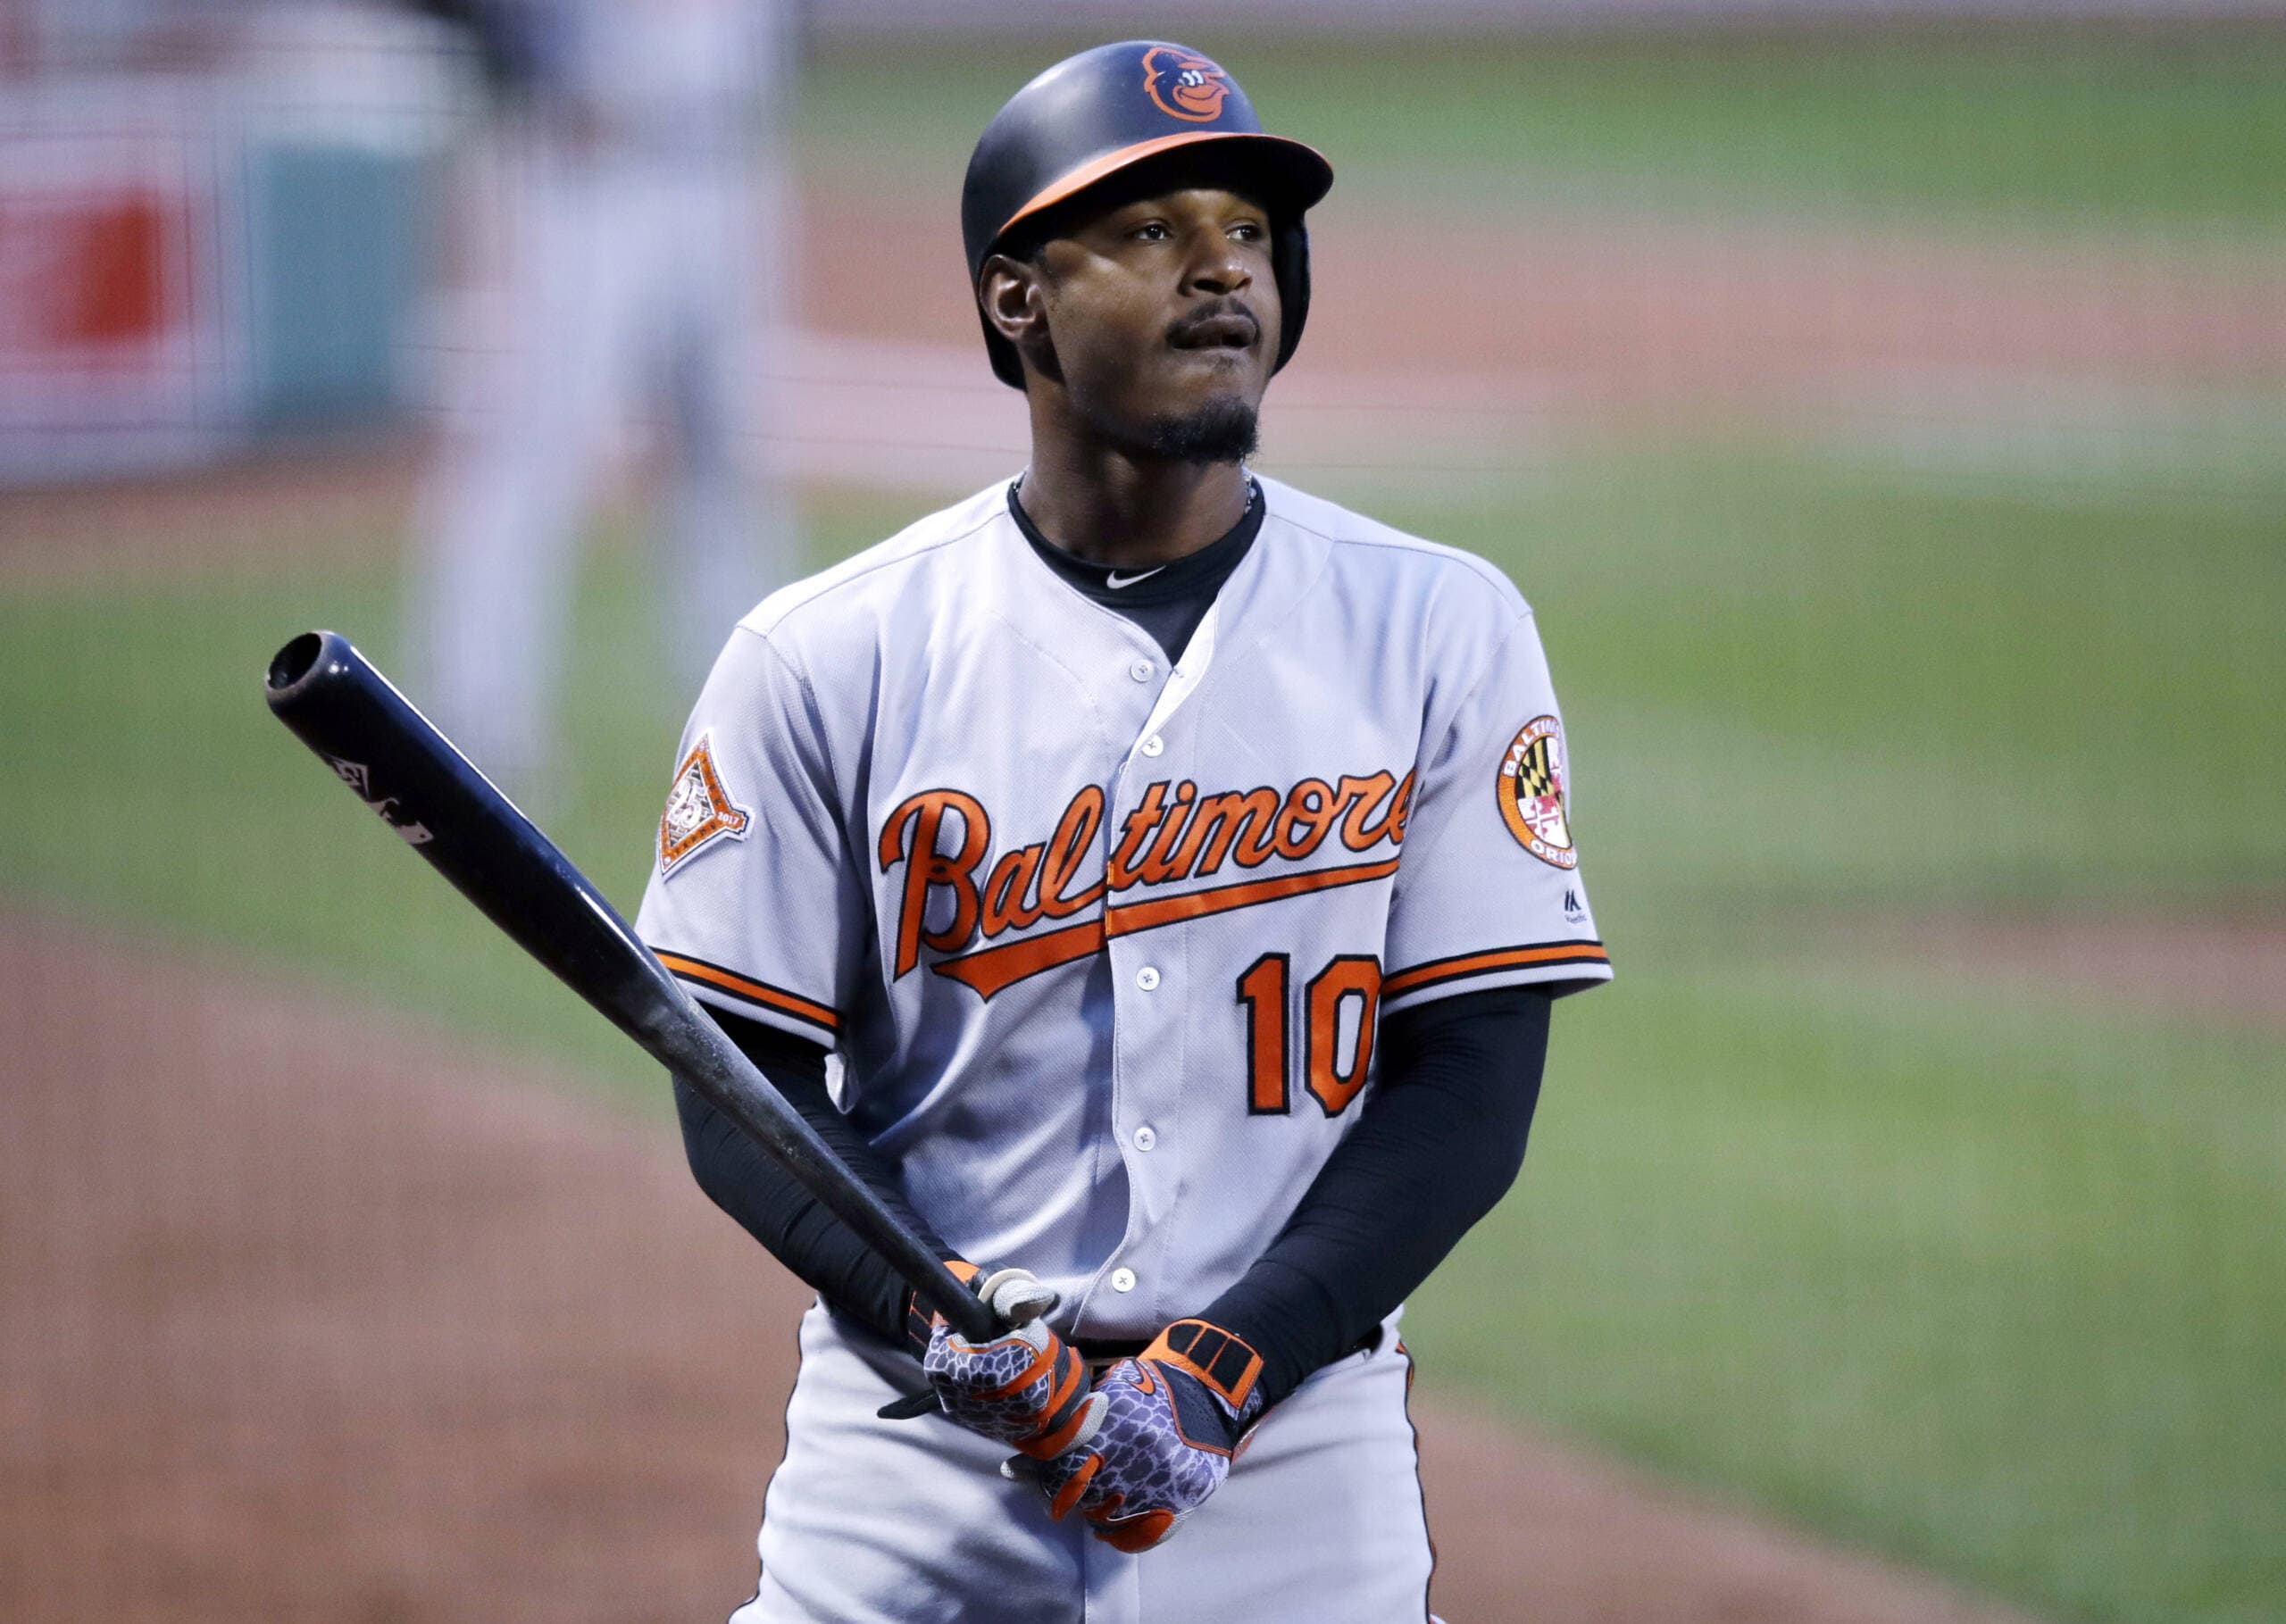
left=932, top=918, right=1106, bottom=997
left=1108, top=856, right=1401, bottom=937
left=998, top=131, right=1331, bottom=241
left=656, top=952, right=840, bottom=1033
left=1381, top=941, right=1609, bottom=999
left=931, top=856, right=1402, bottom=1000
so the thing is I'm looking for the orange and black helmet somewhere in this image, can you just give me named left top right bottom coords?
left=961, top=41, right=1336, bottom=389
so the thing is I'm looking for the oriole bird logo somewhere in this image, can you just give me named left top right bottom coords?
left=1142, top=46, right=1231, bottom=123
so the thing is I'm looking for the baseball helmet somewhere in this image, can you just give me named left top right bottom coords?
left=962, top=41, right=1335, bottom=389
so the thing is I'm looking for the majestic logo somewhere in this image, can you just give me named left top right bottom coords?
left=880, top=768, right=1414, bottom=999
left=1497, top=716, right=1577, bottom=870
left=659, top=734, right=750, bottom=876
left=1142, top=46, right=1231, bottom=123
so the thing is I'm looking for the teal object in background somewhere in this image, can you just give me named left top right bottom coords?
left=245, top=141, right=430, bottom=429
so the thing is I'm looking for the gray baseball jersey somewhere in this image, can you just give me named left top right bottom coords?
left=633, top=472, right=1610, bottom=1347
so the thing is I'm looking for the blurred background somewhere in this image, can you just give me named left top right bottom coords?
left=2, top=2, right=2280, bottom=1620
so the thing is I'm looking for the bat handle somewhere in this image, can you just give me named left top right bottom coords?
left=877, top=1388, right=943, bottom=1421
left=912, top=1258, right=1002, bottom=1342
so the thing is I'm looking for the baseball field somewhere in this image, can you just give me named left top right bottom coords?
left=4, top=29, right=2282, bottom=1623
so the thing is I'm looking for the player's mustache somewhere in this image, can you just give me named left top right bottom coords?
left=1165, top=301, right=1260, bottom=350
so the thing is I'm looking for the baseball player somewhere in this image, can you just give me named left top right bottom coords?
left=408, top=0, right=796, bottom=802
left=634, top=41, right=1611, bottom=1623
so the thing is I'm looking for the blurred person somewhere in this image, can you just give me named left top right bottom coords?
left=406, top=0, right=793, bottom=804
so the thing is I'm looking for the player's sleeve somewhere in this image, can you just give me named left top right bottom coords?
left=1381, top=606, right=1613, bottom=1013
left=1200, top=985, right=1549, bottom=1408
left=633, top=625, right=867, bottom=1047
left=673, top=1005, right=959, bottom=1356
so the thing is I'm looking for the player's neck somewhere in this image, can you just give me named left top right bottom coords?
left=1016, top=442, right=1252, bottom=570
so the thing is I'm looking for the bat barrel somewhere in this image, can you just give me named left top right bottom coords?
left=264, top=630, right=998, bottom=1345
left=265, top=628, right=672, bottom=1050
left=265, top=629, right=330, bottom=695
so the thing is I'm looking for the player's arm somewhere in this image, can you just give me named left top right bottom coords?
left=673, top=1004, right=955, bottom=1354
left=680, top=1011, right=1101, bottom=1461
left=641, top=627, right=1095, bottom=1458
left=641, top=628, right=957, bottom=1356
left=1189, top=603, right=1600, bottom=1404
left=1194, top=983, right=1550, bottom=1407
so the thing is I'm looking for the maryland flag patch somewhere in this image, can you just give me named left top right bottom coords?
left=1497, top=715, right=1578, bottom=870
left=658, top=734, right=750, bottom=877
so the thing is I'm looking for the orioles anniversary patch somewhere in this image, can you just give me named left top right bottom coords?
left=1497, top=715, right=1577, bottom=870
left=659, top=734, right=750, bottom=876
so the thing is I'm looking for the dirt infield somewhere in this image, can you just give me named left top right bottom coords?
left=804, top=188, right=2286, bottom=394
left=0, top=912, right=2034, bottom=1623
left=1799, top=909, right=2286, bottom=1029
left=0, top=437, right=425, bottom=585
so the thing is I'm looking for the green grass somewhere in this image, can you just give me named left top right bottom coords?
left=801, top=35, right=2286, bottom=230
left=1421, top=954, right=2286, bottom=1622
left=1382, top=446, right=2286, bottom=921
left=3, top=453, right=2282, bottom=1620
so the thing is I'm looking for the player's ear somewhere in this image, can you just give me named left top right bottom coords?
left=979, top=253, right=1055, bottom=366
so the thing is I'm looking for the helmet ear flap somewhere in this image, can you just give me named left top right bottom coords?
left=1268, top=217, right=1311, bottom=376
left=982, top=326, right=1027, bottom=391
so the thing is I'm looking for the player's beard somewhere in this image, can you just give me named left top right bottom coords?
left=1140, top=396, right=1260, bottom=464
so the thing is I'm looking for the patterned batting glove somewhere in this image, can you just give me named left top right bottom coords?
left=921, top=1266, right=1104, bottom=1460
left=1022, top=1319, right=1266, bottom=1553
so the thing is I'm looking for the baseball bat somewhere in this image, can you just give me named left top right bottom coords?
left=263, top=629, right=998, bottom=1344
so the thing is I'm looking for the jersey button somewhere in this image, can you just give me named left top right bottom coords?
left=1129, top=660, right=1154, bottom=683
left=1111, top=1268, right=1138, bottom=1293
left=1136, top=966, right=1161, bottom=991
left=1132, top=1124, right=1157, bottom=1152
left=1139, top=734, right=1164, bottom=757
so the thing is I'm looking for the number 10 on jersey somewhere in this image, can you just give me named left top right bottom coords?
left=1236, top=954, right=1383, bottom=1117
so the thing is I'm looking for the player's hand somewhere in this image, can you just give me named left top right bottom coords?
left=921, top=1265, right=1104, bottom=1460
left=1019, top=1319, right=1267, bottom=1553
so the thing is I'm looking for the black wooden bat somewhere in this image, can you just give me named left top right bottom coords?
left=263, top=629, right=997, bottom=1344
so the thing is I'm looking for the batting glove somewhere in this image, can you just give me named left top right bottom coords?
left=1021, top=1319, right=1267, bottom=1553
left=921, top=1265, right=1104, bottom=1461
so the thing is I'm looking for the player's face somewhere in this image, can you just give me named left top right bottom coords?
left=1033, top=186, right=1282, bottom=456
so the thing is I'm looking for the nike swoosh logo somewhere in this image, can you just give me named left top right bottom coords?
left=1105, top=568, right=1165, bottom=589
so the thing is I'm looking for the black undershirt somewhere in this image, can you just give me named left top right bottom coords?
left=1007, top=477, right=1264, bottom=663
left=675, top=985, right=1549, bottom=1411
